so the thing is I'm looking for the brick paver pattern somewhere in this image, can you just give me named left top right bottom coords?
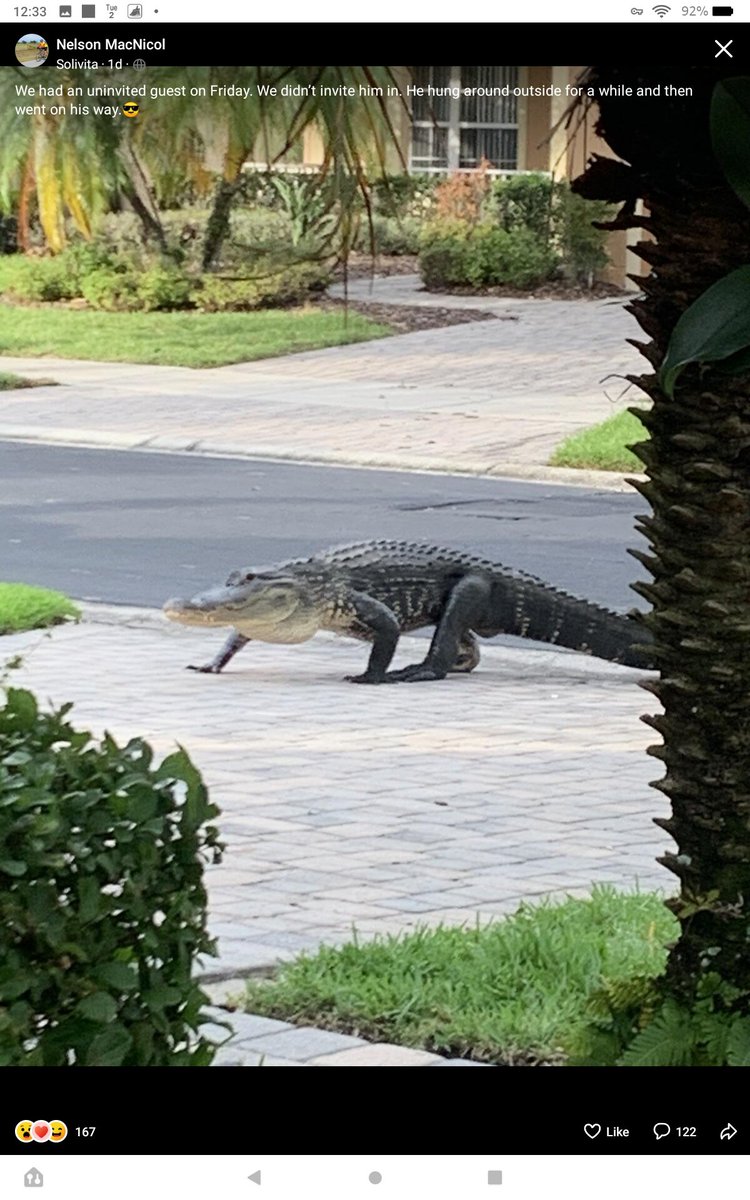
left=4, top=610, right=672, bottom=980
left=0, top=290, right=644, bottom=476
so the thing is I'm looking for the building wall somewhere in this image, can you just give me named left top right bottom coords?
left=523, top=66, right=553, bottom=171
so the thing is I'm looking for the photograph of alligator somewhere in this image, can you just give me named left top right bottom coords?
left=163, top=539, right=654, bottom=683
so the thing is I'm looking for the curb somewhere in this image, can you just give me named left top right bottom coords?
left=200, top=991, right=493, bottom=1068
left=0, top=428, right=643, bottom=493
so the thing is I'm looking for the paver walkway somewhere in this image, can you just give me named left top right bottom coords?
left=4, top=606, right=671, bottom=980
left=0, top=285, right=644, bottom=483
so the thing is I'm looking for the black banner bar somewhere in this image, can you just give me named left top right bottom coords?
left=3, top=23, right=747, bottom=68
left=1, top=1067, right=745, bottom=1155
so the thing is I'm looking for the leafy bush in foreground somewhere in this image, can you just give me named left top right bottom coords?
left=0, top=687, right=223, bottom=1065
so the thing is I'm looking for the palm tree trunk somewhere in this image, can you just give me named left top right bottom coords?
left=201, top=174, right=242, bottom=271
left=119, top=138, right=167, bottom=253
left=17, top=151, right=34, bottom=252
left=574, top=66, right=750, bottom=1003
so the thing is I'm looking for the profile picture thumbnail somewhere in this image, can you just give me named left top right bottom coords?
left=16, top=33, right=49, bottom=67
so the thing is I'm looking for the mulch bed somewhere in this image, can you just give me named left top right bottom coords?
left=328, top=256, right=629, bottom=333
left=424, top=278, right=629, bottom=302
left=319, top=296, right=504, bottom=334
left=331, top=253, right=420, bottom=281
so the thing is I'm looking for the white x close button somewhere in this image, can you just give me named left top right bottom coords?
left=715, top=39, right=734, bottom=56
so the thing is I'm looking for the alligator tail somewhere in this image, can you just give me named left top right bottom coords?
left=490, top=575, right=654, bottom=668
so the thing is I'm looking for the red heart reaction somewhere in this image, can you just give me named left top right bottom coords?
left=32, top=1122, right=50, bottom=1142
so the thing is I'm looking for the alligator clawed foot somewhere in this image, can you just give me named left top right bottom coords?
left=187, top=663, right=222, bottom=674
left=344, top=672, right=386, bottom=685
left=383, top=665, right=448, bottom=683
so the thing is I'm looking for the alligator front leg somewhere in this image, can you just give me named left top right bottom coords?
left=343, top=591, right=401, bottom=684
left=385, top=575, right=491, bottom=683
left=187, top=631, right=250, bottom=674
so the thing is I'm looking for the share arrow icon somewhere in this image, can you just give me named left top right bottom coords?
left=249, top=1171, right=262, bottom=1185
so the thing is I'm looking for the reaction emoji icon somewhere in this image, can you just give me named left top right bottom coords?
left=50, top=1121, right=68, bottom=1143
left=122, top=100, right=140, bottom=118
left=15, top=1121, right=33, bottom=1143
left=31, top=1121, right=51, bottom=1143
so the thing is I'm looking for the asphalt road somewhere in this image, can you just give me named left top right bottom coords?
left=0, top=440, right=649, bottom=616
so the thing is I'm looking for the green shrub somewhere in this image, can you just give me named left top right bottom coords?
left=419, top=228, right=473, bottom=288
left=80, top=266, right=142, bottom=312
left=465, top=226, right=558, bottom=287
left=420, top=175, right=614, bottom=290
left=193, top=261, right=330, bottom=311
left=490, top=172, right=554, bottom=240
left=491, top=176, right=613, bottom=284
left=137, top=265, right=193, bottom=312
left=554, top=187, right=614, bottom=284
left=97, top=211, right=162, bottom=260
left=370, top=174, right=437, bottom=220
left=238, top=169, right=296, bottom=209
left=420, top=222, right=558, bottom=289
left=61, top=240, right=115, bottom=279
left=0, top=583, right=79, bottom=635
left=268, top=175, right=336, bottom=248
left=0, top=686, right=223, bottom=1066
left=228, top=208, right=294, bottom=259
left=0, top=255, right=80, bottom=303
left=355, top=215, right=422, bottom=256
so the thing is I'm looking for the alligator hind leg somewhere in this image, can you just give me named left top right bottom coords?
left=187, top=631, right=250, bottom=674
left=451, top=631, right=480, bottom=673
left=386, top=576, right=491, bottom=683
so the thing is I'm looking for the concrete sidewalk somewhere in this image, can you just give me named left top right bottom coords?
left=3, top=606, right=671, bottom=1062
left=0, top=286, right=645, bottom=485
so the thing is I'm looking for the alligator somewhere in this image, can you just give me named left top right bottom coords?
left=163, top=540, right=653, bottom=684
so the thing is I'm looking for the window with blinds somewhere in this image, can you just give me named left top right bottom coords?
left=459, top=66, right=519, bottom=170
left=409, top=65, right=520, bottom=172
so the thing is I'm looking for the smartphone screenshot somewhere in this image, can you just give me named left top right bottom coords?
left=0, top=0, right=748, bottom=1193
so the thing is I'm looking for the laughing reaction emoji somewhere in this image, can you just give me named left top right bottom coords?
left=50, top=1121, right=68, bottom=1143
left=122, top=101, right=139, bottom=118
left=15, top=1121, right=33, bottom=1143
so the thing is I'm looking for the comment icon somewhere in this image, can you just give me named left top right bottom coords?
left=653, top=1123, right=671, bottom=1140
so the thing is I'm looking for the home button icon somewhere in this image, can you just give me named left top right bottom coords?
left=24, top=1168, right=44, bottom=1188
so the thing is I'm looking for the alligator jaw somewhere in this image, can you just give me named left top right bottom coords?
left=163, top=598, right=223, bottom=628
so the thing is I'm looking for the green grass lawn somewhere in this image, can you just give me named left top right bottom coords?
left=0, top=306, right=392, bottom=369
left=0, top=583, right=80, bottom=635
left=239, top=887, right=676, bottom=1065
left=550, top=409, right=647, bottom=471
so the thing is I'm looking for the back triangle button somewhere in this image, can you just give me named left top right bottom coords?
left=249, top=1171, right=262, bottom=1186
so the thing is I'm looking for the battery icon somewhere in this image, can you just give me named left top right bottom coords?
left=712, top=5, right=733, bottom=12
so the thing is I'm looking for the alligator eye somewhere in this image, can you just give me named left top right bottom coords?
left=226, top=570, right=255, bottom=586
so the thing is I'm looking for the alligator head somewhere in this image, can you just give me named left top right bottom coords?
left=163, top=572, right=320, bottom=644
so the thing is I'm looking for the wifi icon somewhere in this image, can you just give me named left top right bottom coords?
left=652, top=4, right=671, bottom=13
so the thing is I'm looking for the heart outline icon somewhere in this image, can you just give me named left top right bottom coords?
left=584, top=1123, right=602, bottom=1139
